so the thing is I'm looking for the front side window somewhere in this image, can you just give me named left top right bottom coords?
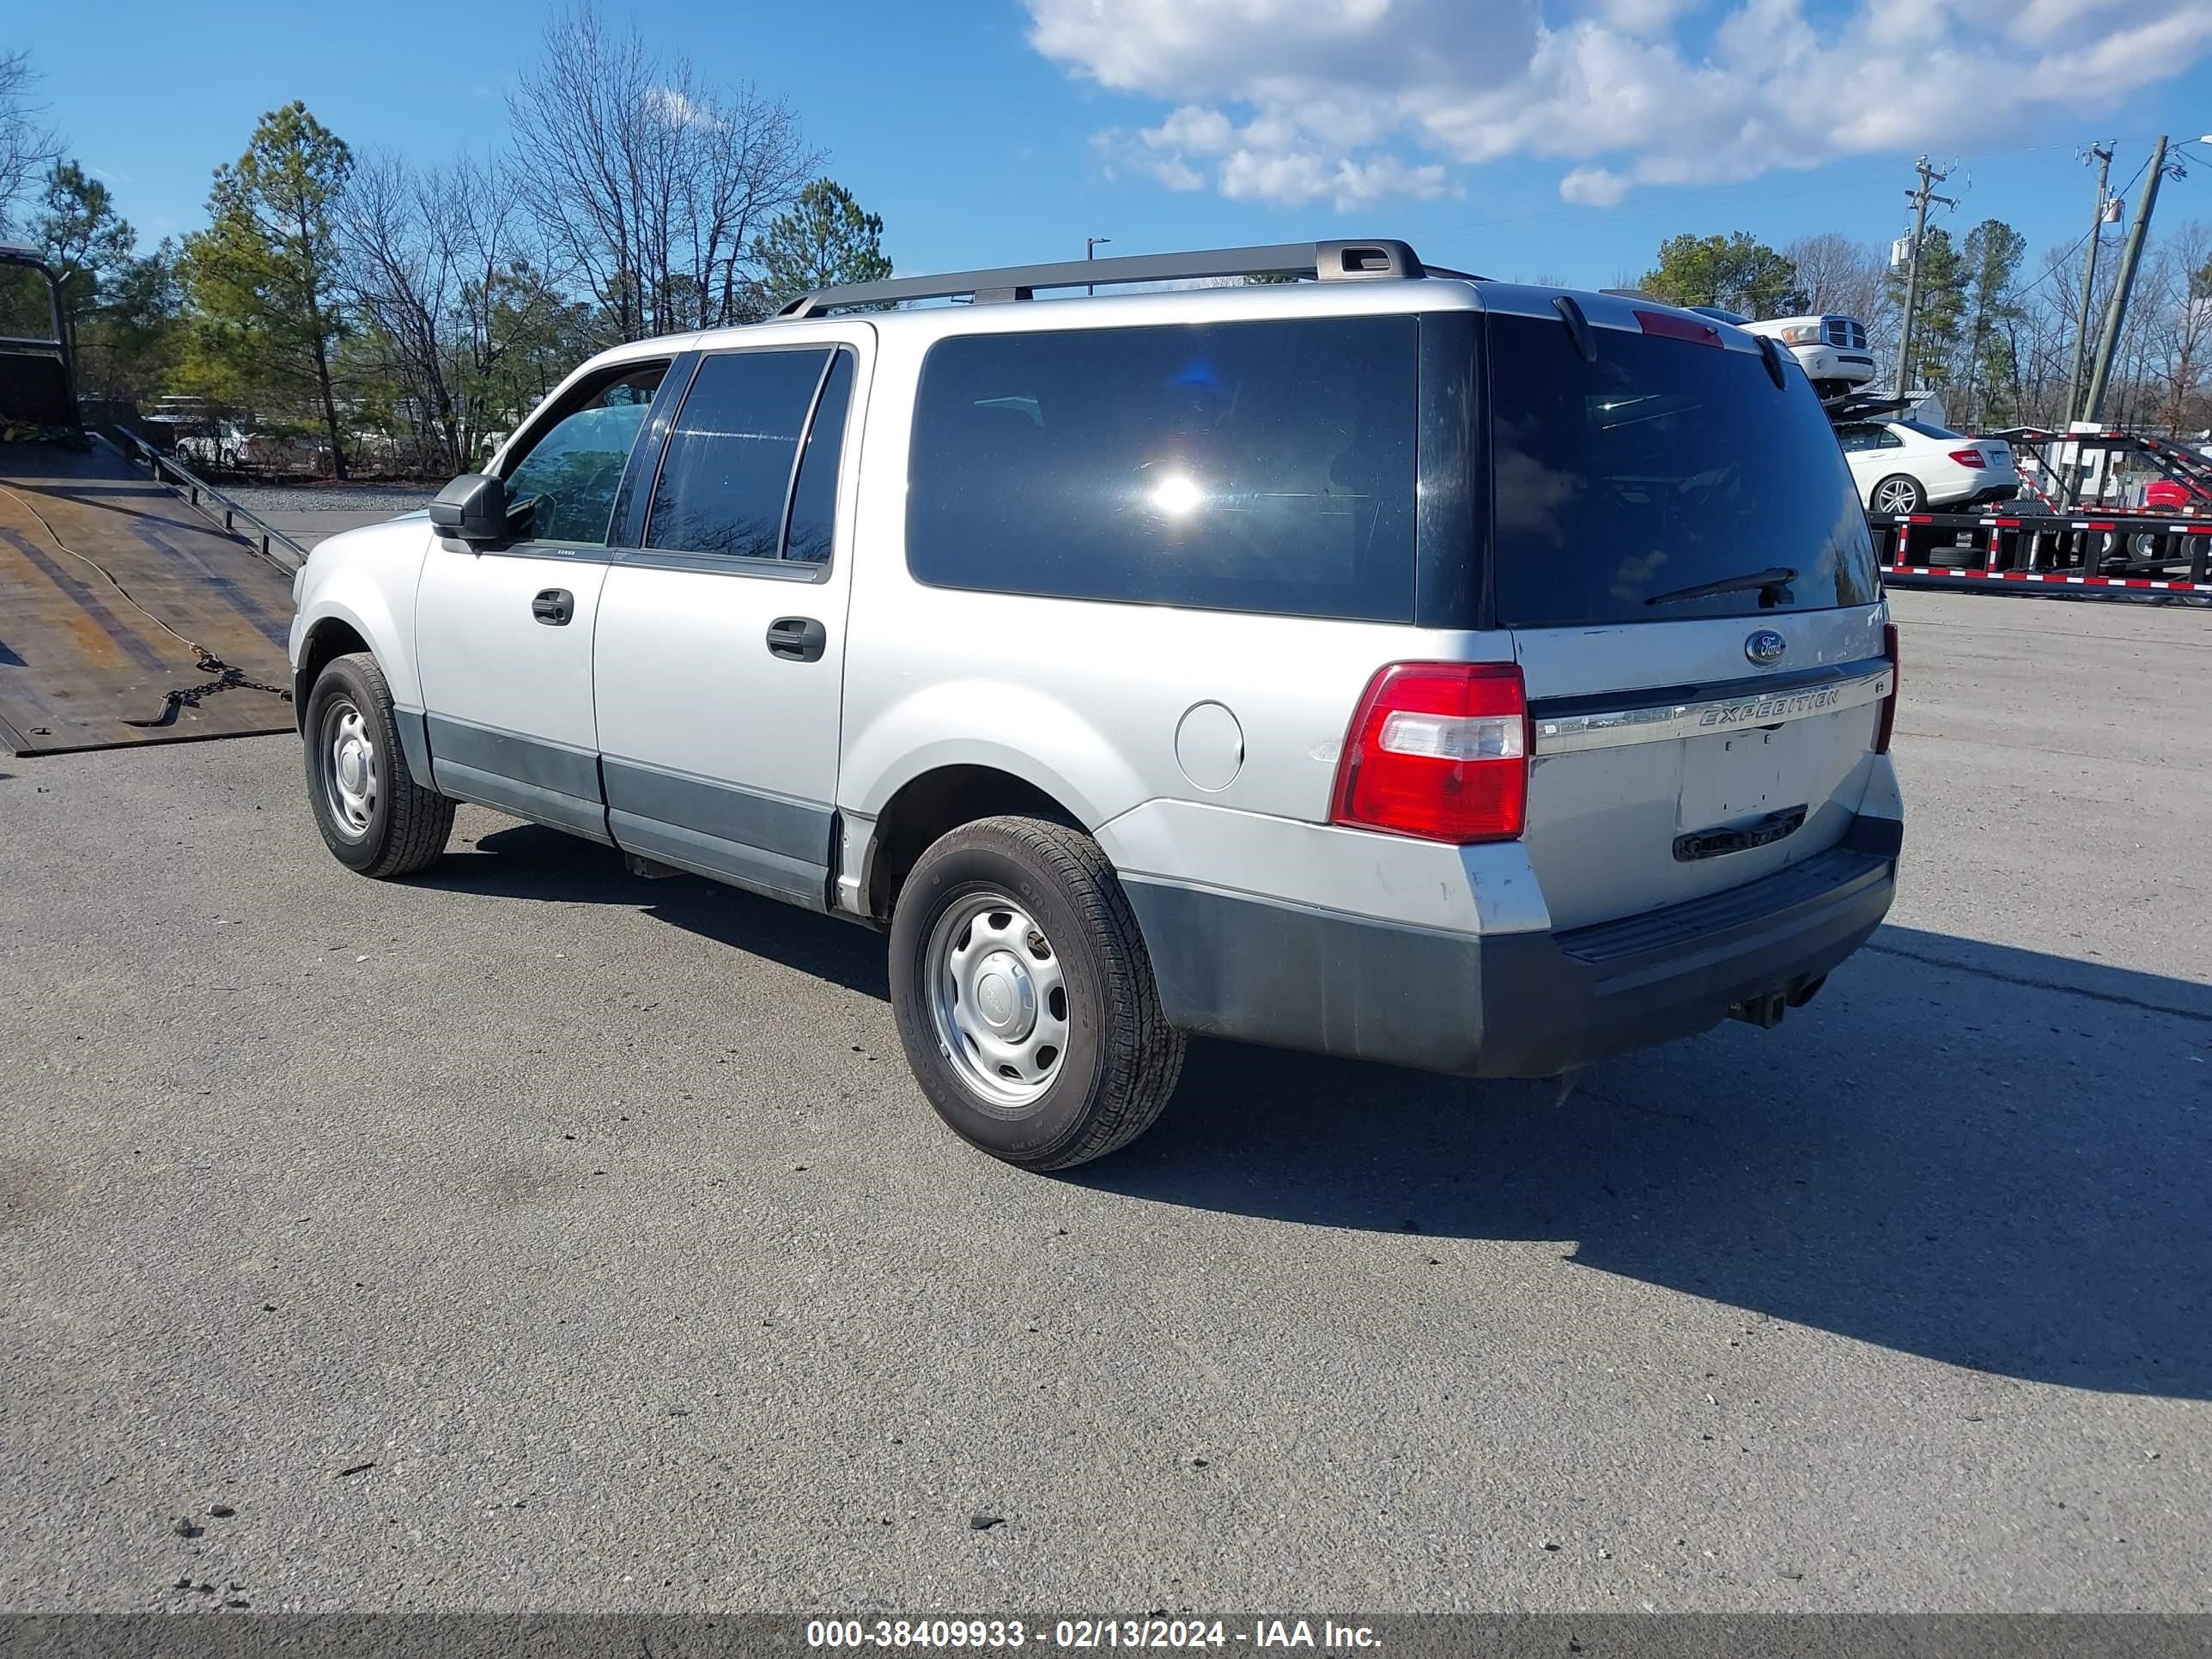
left=501, top=362, right=667, bottom=547
left=645, top=348, right=845, bottom=562
left=907, top=316, right=1419, bottom=622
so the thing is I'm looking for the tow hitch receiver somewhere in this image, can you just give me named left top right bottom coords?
left=1729, top=974, right=1829, bottom=1030
left=1729, top=990, right=1789, bottom=1029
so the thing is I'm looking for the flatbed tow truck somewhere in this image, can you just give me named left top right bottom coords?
left=0, top=243, right=301, bottom=755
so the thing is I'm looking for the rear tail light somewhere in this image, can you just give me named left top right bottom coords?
left=1875, top=623, right=1899, bottom=754
left=1332, top=663, right=1528, bottom=843
left=1948, top=447, right=1986, bottom=468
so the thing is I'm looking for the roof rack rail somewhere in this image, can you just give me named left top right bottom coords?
left=775, top=239, right=1436, bottom=319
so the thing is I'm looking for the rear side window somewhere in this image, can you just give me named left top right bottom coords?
left=785, top=349, right=855, bottom=564
left=646, top=347, right=846, bottom=562
left=907, top=316, right=1418, bottom=621
left=1488, top=313, right=1879, bottom=627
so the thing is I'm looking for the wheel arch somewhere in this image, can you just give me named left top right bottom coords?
left=861, top=762, right=1091, bottom=923
left=294, top=615, right=372, bottom=729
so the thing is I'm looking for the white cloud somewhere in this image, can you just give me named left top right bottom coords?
left=1144, top=105, right=1237, bottom=155
left=1026, top=0, right=2212, bottom=206
left=646, top=86, right=717, bottom=129
left=1559, top=167, right=1632, bottom=206
left=1112, top=103, right=1452, bottom=207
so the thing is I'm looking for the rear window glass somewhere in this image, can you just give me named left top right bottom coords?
left=0, top=263, right=60, bottom=343
left=1488, top=313, right=1879, bottom=627
left=1901, top=418, right=1961, bottom=440
left=907, top=316, right=1418, bottom=622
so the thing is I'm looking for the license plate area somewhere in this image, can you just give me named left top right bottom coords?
left=1678, top=725, right=1814, bottom=830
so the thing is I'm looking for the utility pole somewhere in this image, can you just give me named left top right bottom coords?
left=2081, top=135, right=2172, bottom=425
left=2062, top=143, right=2115, bottom=425
left=1893, top=155, right=1955, bottom=402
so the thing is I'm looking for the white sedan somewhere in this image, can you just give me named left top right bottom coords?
left=1836, top=418, right=2020, bottom=514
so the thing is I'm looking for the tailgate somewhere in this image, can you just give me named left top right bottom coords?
left=1516, top=609, right=1891, bottom=931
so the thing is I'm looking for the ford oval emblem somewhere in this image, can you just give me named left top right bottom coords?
left=1745, top=629, right=1787, bottom=666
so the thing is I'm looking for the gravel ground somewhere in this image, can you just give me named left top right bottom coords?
left=216, top=483, right=433, bottom=518
left=1, top=587, right=2208, bottom=1614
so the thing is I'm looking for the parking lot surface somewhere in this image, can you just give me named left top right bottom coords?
left=3, top=589, right=2208, bottom=1613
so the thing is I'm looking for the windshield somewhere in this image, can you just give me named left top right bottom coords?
left=1487, top=313, right=1879, bottom=627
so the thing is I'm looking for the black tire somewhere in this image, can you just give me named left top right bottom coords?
left=1869, top=473, right=1926, bottom=514
left=302, top=651, right=454, bottom=878
left=888, top=816, right=1186, bottom=1171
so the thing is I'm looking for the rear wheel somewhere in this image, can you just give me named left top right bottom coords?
left=302, top=652, right=454, bottom=878
left=1870, top=473, right=1925, bottom=514
left=888, top=816, right=1185, bottom=1170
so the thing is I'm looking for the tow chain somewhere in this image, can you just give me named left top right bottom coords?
left=124, top=650, right=294, bottom=729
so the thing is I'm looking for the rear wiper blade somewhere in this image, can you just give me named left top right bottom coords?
left=1644, top=566, right=1797, bottom=607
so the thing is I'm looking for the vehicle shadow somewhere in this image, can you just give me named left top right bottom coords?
left=426, top=822, right=2212, bottom=1401
left=417, top=822, right=890, bottom=1000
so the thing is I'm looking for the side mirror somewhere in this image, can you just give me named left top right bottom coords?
left=428, top=473, right=509, bottom=543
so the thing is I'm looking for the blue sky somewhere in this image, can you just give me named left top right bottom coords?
left=15, top=0, right=2212, bottom=289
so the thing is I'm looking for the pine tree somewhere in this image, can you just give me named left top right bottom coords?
left=179, top=102, right=354, bottom=476
left=753, top=179, right=891, bottom=312
left=1960, top=219, right=2026, bottom=425
left=1887, top=228, right=1969, bottom=392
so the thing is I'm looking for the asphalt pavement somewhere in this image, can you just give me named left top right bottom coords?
left=2, top=588, right=2207, bottom=1613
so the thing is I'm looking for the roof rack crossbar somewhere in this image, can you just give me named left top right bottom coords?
left=775, top=239, right=1431, bottom=318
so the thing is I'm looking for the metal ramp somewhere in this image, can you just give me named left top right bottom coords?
left=0, top=441, right=298, bottom=755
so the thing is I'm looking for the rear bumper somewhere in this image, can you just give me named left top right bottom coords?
left=1123, top=816, right=1899, bottom=1079
left=1929, top=476, right=2021, bottom=507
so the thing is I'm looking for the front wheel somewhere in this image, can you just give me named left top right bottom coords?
left=302, top=652, right=455, bottom=878
left=1870, top=473, right=1926, bottom=514
left=888, top=816, right=1186, bottom=1170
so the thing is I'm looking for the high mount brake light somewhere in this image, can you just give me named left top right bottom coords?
left=1331, top=663, right=1528, bottom=843
left=1634, top=309, right=1723, bottom=347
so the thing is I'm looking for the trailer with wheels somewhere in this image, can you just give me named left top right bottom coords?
left=1844, top=412, right=2212, bottom=603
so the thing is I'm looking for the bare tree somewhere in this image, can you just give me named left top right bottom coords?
left=345, top=151, right=579, bottom=471
left=1786, top=231, right=1895, bottom=362
left=2144, top=221, right=2212, bottom=434
left=0, top=49, right=62, bottom=234
left=506, top=3, right=817, bottom=343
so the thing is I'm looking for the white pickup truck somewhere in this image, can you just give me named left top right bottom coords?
left=1692, top=307, right=1876, bottom=402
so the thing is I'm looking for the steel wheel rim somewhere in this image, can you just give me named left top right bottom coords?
left=1876, top=479, right=1917, bottom=514
left=924, top=890, right=1070, bottom=1110
left=319, top=697, right=377, bottom=840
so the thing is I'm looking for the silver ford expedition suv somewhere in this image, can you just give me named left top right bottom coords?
left=289, top=240, right=1902, bottom=1170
